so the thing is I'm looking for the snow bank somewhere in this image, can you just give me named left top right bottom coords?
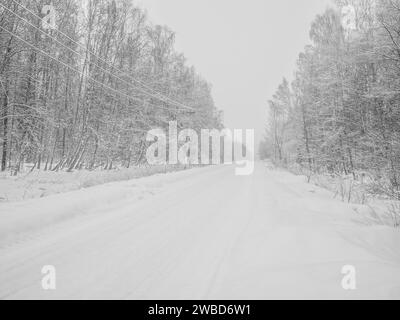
left=275, top=162, right=400, bottom=228
left=0, top=165, right=208, bottom=245
left=0, top=165, right=187, bottom=203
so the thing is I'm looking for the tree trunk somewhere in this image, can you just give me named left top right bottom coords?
left=1, top=80, right=8, bottom=172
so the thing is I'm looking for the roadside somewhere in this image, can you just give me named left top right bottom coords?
left=0, top=164, right=215, bottom=246
left=267, top=160, right=400, bottom=229
left=0, top=164, right=190, bottom=203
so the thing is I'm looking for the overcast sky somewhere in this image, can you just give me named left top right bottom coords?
left=139, top=0, right=332, bottom=147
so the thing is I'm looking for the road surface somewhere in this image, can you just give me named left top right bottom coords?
left=0, top=163, right=400, bottom=299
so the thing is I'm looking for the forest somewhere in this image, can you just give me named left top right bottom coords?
left=0, top=0, right=222, bottom=175
left=261, top=0, right=400, bottom=201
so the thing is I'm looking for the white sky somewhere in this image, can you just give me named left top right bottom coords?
left=139, top=0, right=332, bottom=146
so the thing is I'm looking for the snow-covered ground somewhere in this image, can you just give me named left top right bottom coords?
left=0, top=162, right=399, bottom=299
left=0, top=165, right=186, bottom=202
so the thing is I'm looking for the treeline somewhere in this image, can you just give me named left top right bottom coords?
left=260, top=0, right=400, bottom=199
left=0, top=0, right=222, bottom=174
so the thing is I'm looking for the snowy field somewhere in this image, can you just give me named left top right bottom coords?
left=0, top=165, right=188, bottom=202
left=0, top=162, right=399, bottom=300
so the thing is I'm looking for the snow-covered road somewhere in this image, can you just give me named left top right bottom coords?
left=0, top=163, right=400, bottom=299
